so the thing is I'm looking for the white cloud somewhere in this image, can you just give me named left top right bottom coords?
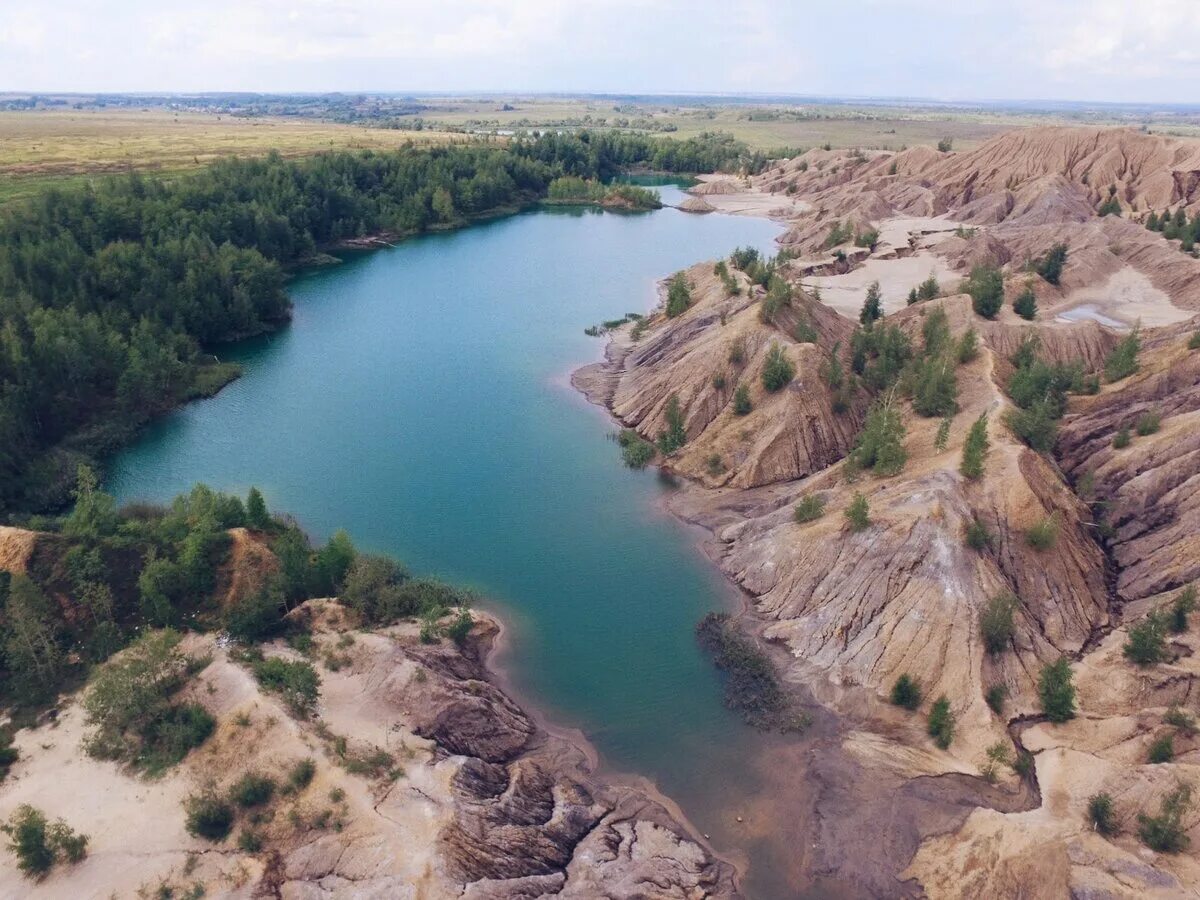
left=0, top=0, right=1198, bottom=101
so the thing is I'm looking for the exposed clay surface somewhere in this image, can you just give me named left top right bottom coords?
left=578, top=127, right=1200, bottom=897
left=0, top=596, right=735, bottom=899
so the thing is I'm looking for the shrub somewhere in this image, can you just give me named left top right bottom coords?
left=184, top=791, right=234, bottom=841
left=286, top=758, right=316, bottom=793
left=1138, top=784, right=1191, bottom=853
left=1190, top=330, right=1200, bottom=351
left=911, top=356, right=958, bottom=418
left=794, top=495, right=826, bottom=523
left=982, top=740, right=1012, bottom=781
left=980, top=593, right=1018, bottom=655
left=956, top=329, right=979, bottom=364
left=1112, top=427, right=1131, bottom=449
left=960, top=414, right=989, bottom=479
left=1135, top=411, right=1161, bottom=436
left=1165, top=705, right=1197, bottom=735
left=854, top=229, right=880, bottom=250
left=937, top=137, right=953, bottom=152
left=1088, top=793, right=1117, bottom=836
left=1035, top=243, right=1068, bottom=286
left=1005, top=400, right=1060, bottom=452
left=965, top=265, right=1004, bottom=319
left=1038, top=657, right=1076, bottom=723
left=657, top=395, right=687, bottom=454
left=728, top=339, right=746, bottom=365
left=859, top=281, right=884, bottom=325
left=617, top=430, right=655, bottom=469
left=1104, top=327, right=1141, bottom=382
left=1147, top=733, right=1175, bottom=764
left=665, top=273, right=691, bottom=318
left=251, top=657, right=320, bottom=716
left=934, top=416, right=952, bottom=452
left=845, top=493, right=871, bottom=532
left=850, top=399, right=907, bottom=476
left=1124, top=612, right=1168, bottom=666
left=732, top=384, right=752, bottom=416
left=2, top=805, right=89, bottom=878
left=238, top=830, right=263, bottom=853
left=760, top=343, right=795, bottom=392
left=890, top=674, right=922, bottom=710
left=1013, top=286, right=1038, bottom=320
left=712, top=372, right=727, bottom=390
left=965, top=519, right=993, bottom=550
left=225, top=578, right=287, bottom=643
left=985, top=683, right=1008, bottom=715
left=1025, top=514, right=1059, bottom=551
left=927, top=696, right=955, bottom=749
left=1171, top=586, right=1197, bottom=633
left=230, top=773, right=275, bottom=808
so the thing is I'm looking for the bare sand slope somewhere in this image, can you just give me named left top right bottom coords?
left=0, top=605, right=734, bottom=899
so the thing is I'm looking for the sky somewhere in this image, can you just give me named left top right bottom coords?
left=2, top=0, right=1199, bottom=104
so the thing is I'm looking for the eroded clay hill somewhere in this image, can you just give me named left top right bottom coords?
left=580, top=126, right=1200, bottom=897
left=0, top=562, right=732, bottom=899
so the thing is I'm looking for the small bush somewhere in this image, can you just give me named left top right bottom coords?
left=1124, top=612, right=1168, bottom=666
left=1038, top=657, right=1076, bottom=723
left=1088, top=793, right=1117, bottom=836
left=890, top=674, right=922, bottom=710
left=959, top=414, right=989, bottom=479
left=956, top=329, right=979, bottom=364
left=1104, top=327, right=1141, bottom=383
left=657, top=395, right=687, bottom=454
left=732, top=384, right=752, bottom=416
left=286, top=758, right=316, bottom=793
left=617, top=429, right=655, bottom=469
left=1138, top=784, right=1191, bottom=853
left=712, top=372, right=727, bottom=390
left=705, top=453, right=725, bottom=476
left=1013, top=285, right=1038, bottom=320
left=728, top=339, right=746, bottom=365
left=238, top=830, right=263, bottom=853
left=2, top=805, right=89, bottom=878
left=982, top=741, right=1012, bottom=781
left=1035, top=243, right=1068, bottom=286
left=230, top=772, right=275, bottom=808
left=1147, top=733, right=1175, bottom=764
left=665, top=273, right=691, bottom=318
left=965, top=519, right=993, bottom=551
left=1135, top=411, right=1161, bottom=436
left=1112, top=427, right=1131, bottom=449
left=1165, top=705, right=1197, bottom=735
left=184, top=791, right=234, bottom=841
left=794, top=495, right=826, bottom=523
left=1025, top=514, right=1059, bottom=551
left=965, top=265, right=1004, bottom=319
left=980, top=593, right=1018, bottom=655
left=927, top=696, right=955, bottom=749
left=251, top=657, right=320, bottom=716
left=845, top=493, right=870, bottom=532
left=985, top=683, right=1008, bottom=715
left=1189, top=330, right=1200, bottom=351
left=760, top=343, right=795, bottom=392
left=1170, top=586, right=1197, bottom=634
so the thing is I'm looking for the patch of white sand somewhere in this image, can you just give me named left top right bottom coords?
left=804, top=252, right=961, bottom=319
left=1055, top=266, right=1192, bottom=328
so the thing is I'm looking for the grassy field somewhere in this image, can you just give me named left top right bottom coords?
left=0, top=109, right=463, bottom=203
left=419, top=97, right=1029, bottom=151
left=5, top=96, right=1195, bottom=204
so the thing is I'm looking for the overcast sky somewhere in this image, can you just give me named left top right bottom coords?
left=2, top=0, right=1198, bottom=104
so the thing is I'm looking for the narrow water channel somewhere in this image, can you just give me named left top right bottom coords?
left=108, top=183, right=797, bottom=896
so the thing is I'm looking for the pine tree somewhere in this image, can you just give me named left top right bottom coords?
left=859, top=281, right=884, bottom=325
left=657, top=395, right=687, bottom=454
left=1013, top=285, right=1037, bottom=320
left=851, top=396, right=907, bottom=476
left=845, top=492, right=871, bottom=532
left=3, top=576, right=64, bottom=698
left=246, top=487, right=271, bottom=531
left=960, top=414, right=989, bottom=479
left=665, top=273, right=692, bottom=318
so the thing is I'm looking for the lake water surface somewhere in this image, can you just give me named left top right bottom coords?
left=108, top=183, right=795, bottom=896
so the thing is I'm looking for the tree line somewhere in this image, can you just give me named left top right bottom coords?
left=0, top=131, right=758, bottom=515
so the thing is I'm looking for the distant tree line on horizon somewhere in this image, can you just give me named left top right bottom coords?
left=0, top=131, right=758, bottom=516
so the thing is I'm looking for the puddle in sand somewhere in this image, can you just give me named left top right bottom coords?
left=1055, top=304, right=1127, bottom=329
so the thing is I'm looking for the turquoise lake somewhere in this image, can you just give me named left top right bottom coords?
left=107, top=183, right=793, bottom=895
